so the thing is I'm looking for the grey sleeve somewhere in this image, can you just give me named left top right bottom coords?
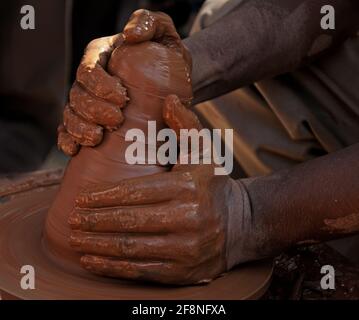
left=184, top=0, right=359, bottom=104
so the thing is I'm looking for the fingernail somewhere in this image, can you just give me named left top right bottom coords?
left=81, top=256, right=94, bottom=269
left=75, top=193, right=88, bottom=206
left=68, top=214, right=81, bottom=228
left=69, top=234, right=81, bottom=247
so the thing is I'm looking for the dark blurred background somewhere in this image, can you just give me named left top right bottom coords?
left=0, top=0, right=205, bottom=173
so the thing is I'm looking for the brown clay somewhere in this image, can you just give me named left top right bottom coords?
left=44, top=41, right=192, bottom=267
left=0, top=183, right=272, bottom=299
left=0, top=40, right=274, bottom=299
left=0, top=170, right=273, bottom=299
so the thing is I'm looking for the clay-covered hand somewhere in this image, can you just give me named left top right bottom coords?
left=69, top=96, right=253, bottom=285
left=123, top=9, right=191, bottom=70
left=58, top=10, right=191, bottom=156
left=58, top=34, right=128, bottom=156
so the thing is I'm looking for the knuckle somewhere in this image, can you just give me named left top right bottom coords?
left=156, top=11, right=173, bottom=23
left=77, top=61, right=102, bottom=85
left=117, top=236, right=136, bottom=255
left=76, top=68, right=86, bottom=84
left=173, top=170, right=198, bottom=198
left=117, top=210, right=137, bottom=230
left=76, top=62, right=87, bottom=78
left=131, top=9, right=150, bottom=19
left=77, top=62, right=99, bottom=83
left=62, top=106, right=72, bottom=124
left=84, top=132, right=103, bottom=146
left=59, top=141, right=78, bottom=156
left=185, top=206, right=203, bottom=229
left=77, top=55, right=91, bottom=71
left=69, top=85, right=81, bottom=104
left=182, top=238, right=202, bottom=262
left=63, top=117, right=76, bottom=133
left=70, top=81, right=81, bottom=94
left=85, top=38, right=102, bottom=50
left=84, top=214, right=98, bottom=231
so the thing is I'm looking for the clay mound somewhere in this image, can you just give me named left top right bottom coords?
left=0, top=41, right=273, bottom=299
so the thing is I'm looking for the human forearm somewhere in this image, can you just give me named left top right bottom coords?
left=240, top=143, right=359, bottom=261
left=184, top=0, right=359, bottom=104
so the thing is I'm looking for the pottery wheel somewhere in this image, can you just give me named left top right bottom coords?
left=0, top=169, right=272, bottom=300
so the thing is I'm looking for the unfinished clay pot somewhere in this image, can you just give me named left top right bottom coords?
left=44, top=41, right=192, bottom=266
left=0, top=169, right=272, bottom=299
left=0, top=41, right=273, bottom=299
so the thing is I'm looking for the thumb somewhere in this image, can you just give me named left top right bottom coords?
left=123, top=10, right=192, bottom=69
left=163, top=95, right=202, bottom=138
left=124, top=10, right=181, bottom=47
left=163, top=95, right=208, bottom=171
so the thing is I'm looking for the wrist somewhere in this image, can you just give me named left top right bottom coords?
left=183, top=36, right=224, bottom=104
left=182, top=38, right=202, bottom=97
left=225, top=178, right=257, bottom=269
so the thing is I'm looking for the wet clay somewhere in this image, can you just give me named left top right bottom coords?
left=44, top=41, right=192, bottom=267
left=0, top=170, right=272, bottom=299
left=0, top=42, right=273, bottom=298
left=0, top=38, right=273, bottom=297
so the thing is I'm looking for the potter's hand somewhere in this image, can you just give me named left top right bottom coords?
left=124, top=9, right=191, bottom=69
left=69, top=96, right=252, bottom=285
left=58, top=34, right=127, bottom=156
left=59, top=10, right=191, bottom=156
